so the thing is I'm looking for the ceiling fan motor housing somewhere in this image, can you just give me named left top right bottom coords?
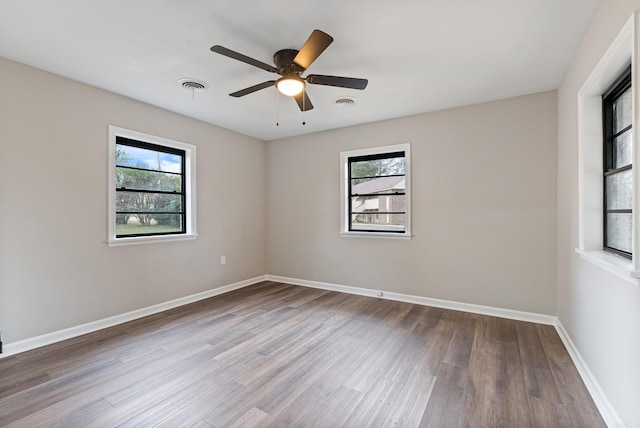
left=274, top=49, right=304, bottom=75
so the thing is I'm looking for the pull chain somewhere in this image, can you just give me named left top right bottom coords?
left=302, top=86, right=306, bottom=126
left=275, top=86, right=280, bottom=126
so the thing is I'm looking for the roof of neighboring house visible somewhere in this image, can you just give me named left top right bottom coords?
left=352, top=175, right=405, bottom=195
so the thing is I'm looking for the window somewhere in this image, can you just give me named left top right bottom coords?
left=603, top=67, right=632, bottom=258
left=576, top=12, right=640, bottom=284
left=340, top=143, right=411, bottom=238
left=108, top=126, right=197, bottom=246
left=115, top=137, right=185, bottom=237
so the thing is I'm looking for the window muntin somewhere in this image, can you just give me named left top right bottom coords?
left=115, top=137, right=186, bottom=238
left=603, top=67, right=632, bottom=258
left=347, top=150, right=407, bottom=233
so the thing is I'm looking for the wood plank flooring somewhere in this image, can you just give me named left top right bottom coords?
left=0, top=281, right=606, bottom=427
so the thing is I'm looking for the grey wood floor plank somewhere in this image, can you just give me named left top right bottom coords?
left=464, top=315, right=498, bottom=427
left=381, top=369, right=437, bottom=428
left=495, top=340, right=533, bottom=427
left=342, top=376, right=403, bottom=427
left=537, top=324, right=606, bottom=427
left=420, top=361, right=470, bottom=427
left=305, top=385, right=364, bottom=428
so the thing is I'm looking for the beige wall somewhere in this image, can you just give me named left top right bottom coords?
left=0, top=57, right=267, bottom=343
left=267, top=91, right=557, bottom=315
left=557, top=0, right=640, bottom=424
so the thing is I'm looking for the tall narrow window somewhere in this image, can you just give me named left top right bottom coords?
left=603, top=67, right=632, bottom=258
left=340, top=143, right=411, bottom=238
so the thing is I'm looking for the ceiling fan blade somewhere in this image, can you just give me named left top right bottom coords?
left=211, top=45, right=278, bottom=73
left=294, top=90, right=314, bottom=111
left=306, top=74, right=368, bottom=90
left=229, top=80, right=276, bottom=97
left=293, top=30, right=334, bottom=70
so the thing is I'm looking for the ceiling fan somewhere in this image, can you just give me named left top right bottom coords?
left=210, top=29, right=368, bottom=111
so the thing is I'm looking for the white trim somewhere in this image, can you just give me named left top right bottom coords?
left=554, top=320, right=622, bottom=428
left=339, top=143, right=412, bottom=239
left=633, top=11, right=640, bottom=275
left=265, top=274, right=556, bottom=325
left=0, top=275, right=267, bottom=358
left=107, top=232, right=198, bottom=247
left=107, top=125, right=197, bottom=247
left=575, top=248, right=640, bottom=286
left=339, top=231, right=413, bottom=240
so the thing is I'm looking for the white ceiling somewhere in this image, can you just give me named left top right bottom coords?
left=0, top=0, right=599, bottom=141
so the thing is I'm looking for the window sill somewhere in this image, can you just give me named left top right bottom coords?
left=340, top=231, right=412, bottom=240
left=107, top=233, right=198, bottom=247
left=575, top=248, right=639, bottom=286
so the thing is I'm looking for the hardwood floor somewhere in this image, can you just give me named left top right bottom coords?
left=0, top=281, right=606, bottom=427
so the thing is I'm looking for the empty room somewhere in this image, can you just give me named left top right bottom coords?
left=1, top=0, right=639, bottom=426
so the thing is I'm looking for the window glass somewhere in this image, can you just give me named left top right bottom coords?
left=116, top=144, right=183, bottom=173
left=350, top=155, right=405, bottom=179
left=115, top=138, right=186, bottom=238
left=613, top=87, right=632, bottom=133
left=614, top=130, right=632, bottom=168
left=348, top=151, right=407, bottom=233
left=603, top=67, right=632, bottom=257
left=606, top=213, right=632, bottom=253
left=605, top=170, right=632, bottom=210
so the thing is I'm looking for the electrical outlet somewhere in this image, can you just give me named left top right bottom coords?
left=220, top=256, right=226, bottom=265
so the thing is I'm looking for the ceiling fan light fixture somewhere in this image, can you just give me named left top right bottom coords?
left=276, top=77, right=304, bottom=96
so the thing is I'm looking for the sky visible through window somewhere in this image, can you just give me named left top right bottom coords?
left=116, top=144, right=182, bottom=173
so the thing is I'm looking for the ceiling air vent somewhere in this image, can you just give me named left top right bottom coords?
left=334, top=96, right=358, bottom=107
left=178, top=78, right=208, bottom=98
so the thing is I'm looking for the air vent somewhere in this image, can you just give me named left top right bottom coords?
left=334, top=96, right=358, bottom=107
left=178, top=78, right=208, bottom=99
left=178, top=78, right=208, bottom=91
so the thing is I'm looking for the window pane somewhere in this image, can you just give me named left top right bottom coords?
left=605, top=169, right=632, bottom=210
left=614, top=130, right=633, bottom=168
left=613, top=87, right=632, bottom=133
left=116, top=191, right=183, bottom=213
left=351, top=213, right=406, bottom=232
left=351, top=195, right=405, bottom=213
left=606, top=213, right=632, bottom=253
left=116, top=214, right=183, bottom=236
left=116, top=167, right=182, bottom=192
left=351, top=176, right=405, bottom=195
left=351, top=156, right=405, bottom=178
left=116, top=144, right=183, bottom=173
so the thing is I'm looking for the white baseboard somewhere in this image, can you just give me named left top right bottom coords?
left=1, top=275, right=267, bottom=359
left=266, top=275, right=556, bottom=325
left=554, top=320, right=621, bottom=428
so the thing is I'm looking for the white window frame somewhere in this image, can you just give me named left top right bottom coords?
left=107, top=126, right=197, bottom=246
left=576, top=12, right=640, bottom=286
left=340, top=143, right=412, bottom=239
